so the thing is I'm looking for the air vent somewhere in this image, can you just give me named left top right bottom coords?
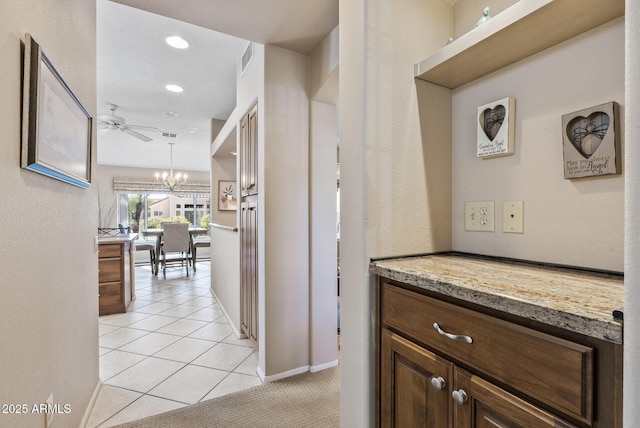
left=241, top=42, right=254, bottom=76
left=162, top=132, right=177, bottom=138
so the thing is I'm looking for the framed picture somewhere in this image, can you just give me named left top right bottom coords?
left=218, top=180, right=237, bottom=211
left=476, top=97, right=515, bottom=158
left=562, top=101, right=620, bottom=179
left=21, top=33, right=92, bottom=188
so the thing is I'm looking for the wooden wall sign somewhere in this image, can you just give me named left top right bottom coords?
left=562, top=101, right=620, bottom=179
left=477, top=97, right=515, bottom=158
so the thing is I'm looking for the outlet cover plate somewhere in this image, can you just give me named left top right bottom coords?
left=503, top=201, right=524, bottom=233
left=464, top=201, right=495, bottom=232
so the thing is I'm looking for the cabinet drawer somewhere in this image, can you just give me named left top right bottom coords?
left=99, top=282, right=123, bottom=306
left=99, top=258, right=123, bottom=283
left=99, top=243, right=122, bottom=259
left=382, top=283, right=593, bottom=424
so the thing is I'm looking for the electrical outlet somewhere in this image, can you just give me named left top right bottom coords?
left=464, top=201, right=495, bottom=232
left=503, top=201, right=524, bottom=233
left=45, top=393, right=54, bottom=428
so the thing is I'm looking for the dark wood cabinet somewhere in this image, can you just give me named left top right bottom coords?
left=377, top=279, right=622, bottom=428
left=240, top=104, right=258, bottom=197
left=241, top=200, right=258, bottom=346
left=98, top=241, right=132, bottom=316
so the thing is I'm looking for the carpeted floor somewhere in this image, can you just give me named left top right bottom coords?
left=112, top=366, right=340, bottom=427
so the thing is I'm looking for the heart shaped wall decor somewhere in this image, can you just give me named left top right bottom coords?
left=481, top=105, right=505, bottom=141
left=566, top=112, right=609, bottom=159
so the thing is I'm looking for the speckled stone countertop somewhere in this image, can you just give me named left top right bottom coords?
left=370, top=253, right=624, bottom=344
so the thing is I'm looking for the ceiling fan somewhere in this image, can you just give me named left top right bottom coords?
left=97, top=103, right=158, bottom=142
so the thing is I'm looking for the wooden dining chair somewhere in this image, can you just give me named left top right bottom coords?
left=159, top=223, right=191, bottom=278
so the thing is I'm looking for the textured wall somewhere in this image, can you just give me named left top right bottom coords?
left=451, top=19, right=624, bottom=272
left=0, top=1, right=99, bottom=426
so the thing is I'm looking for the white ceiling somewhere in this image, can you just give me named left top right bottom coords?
left=97, top=0, right=339, bottom=172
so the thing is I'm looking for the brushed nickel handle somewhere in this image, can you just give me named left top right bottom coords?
left=452, top=389, right=468, bottom=405
left=433, top=323, right=473, bottom=344
left=431, top=376, right=446, bottom=391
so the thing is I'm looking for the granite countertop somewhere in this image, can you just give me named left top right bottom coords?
left=97, top=233, right=137, bottom=244
left=370, top=253, right=624, bottom=344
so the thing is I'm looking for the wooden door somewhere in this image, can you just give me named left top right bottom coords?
left=452, top=368, right=578, bottom=428
left=381, top=329, right=453, bottom=428
left=241, top=201, right=258, bottom=346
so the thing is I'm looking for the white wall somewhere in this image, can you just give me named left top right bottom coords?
left=452, top=18, right=625, bottom=272
left=309, top=101, right=339, bottom=371
left=339, top=0, right=452, bottom=425
left=0, top=1, right=98, bottom=427
left=262, top=44, right=311, bottom=378
left=625, top=1, right=640, bottom=426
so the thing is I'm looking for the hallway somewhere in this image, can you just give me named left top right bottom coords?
left=87, top=261, right=261, bottom=427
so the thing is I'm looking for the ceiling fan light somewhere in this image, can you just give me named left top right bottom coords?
left=166, top=36, right=189, bottom=49
left=165, top=84, right=183, bottom=93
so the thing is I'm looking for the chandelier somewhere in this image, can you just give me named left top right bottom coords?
left=155, top=142, right=187, bottom=191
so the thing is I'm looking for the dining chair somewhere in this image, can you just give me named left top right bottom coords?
left=134, top=235, right=158, bottom=275
left=159, top=223, right=191, bottom=278
left=191, top=233, right=210, bottom=272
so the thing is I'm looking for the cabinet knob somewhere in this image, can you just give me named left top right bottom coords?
left=431, top=376, right=446, bottom=390
left=452, top=389, right=468, bottom=405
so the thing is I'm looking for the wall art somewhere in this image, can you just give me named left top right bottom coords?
left=477, top=97, right=515, bottom=158
left=562, top=101, right=620, bottom=179
left=218, top=180, right=237, bottom=211
left=21, top=33, right=92, bottom=188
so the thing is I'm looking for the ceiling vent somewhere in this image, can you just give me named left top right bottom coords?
left=241, top=42, right=254, bottom=76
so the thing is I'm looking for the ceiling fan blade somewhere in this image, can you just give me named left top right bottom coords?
left=126, top=124, right=160, bottom=131
left=120, top=127, right=153, bottom=142
left=98, top=128, right=110, bottom=136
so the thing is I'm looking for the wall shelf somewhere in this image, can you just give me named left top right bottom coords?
left=414, top=0, right=624, bottom=89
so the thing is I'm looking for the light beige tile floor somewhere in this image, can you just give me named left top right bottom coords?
left=86, top=261, right=262, bottom=428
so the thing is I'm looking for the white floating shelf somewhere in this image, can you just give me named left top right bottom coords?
left=414, top=0, right=624, bottom=89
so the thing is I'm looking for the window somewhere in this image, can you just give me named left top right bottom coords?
left=117, top=193, right=210, bottom=232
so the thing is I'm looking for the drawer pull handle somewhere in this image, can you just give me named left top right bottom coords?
left=433, top=323, right=473, bottom=344
left=452, top=389, right=468, bottom=405
left=431, top=376, right=446, bottom=391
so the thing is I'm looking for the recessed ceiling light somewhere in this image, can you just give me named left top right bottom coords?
left=188, top=128, right=198, bottom=134
left=164, top=111, right=180, bottom=117
left=165, top=84, right=183, bottom=93
left=166, top=36, right=189, bottom=49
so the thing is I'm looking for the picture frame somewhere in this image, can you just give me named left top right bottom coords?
left=476, top=96, right=515, bottom=158
left=218, top=180, right=237, bottom=211
left=561, top=101, right=620, bottom=179
left=21, top=33, right=92, bottom=188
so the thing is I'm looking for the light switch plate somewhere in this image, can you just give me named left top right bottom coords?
left=464, top=201, right=495, bottom=232
left=503, top=201, right=524, bottom=233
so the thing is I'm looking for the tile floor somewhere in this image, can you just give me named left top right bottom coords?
left=86, top=260, right=262, bottom=428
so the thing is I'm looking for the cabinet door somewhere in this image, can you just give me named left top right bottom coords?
left=240, top=113, right=250, bottom=197
left=452, top=368, right=578, bottom=428
left=381, top=329, right=453, bottom=428
left=247, top=104, right=258, bottom=195
left=240, top=201, right=258, bottom=346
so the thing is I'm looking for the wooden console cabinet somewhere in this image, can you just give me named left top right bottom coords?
left=98, top=239, right=134, bottom=316
left=376, top=278, right=622, bottom=428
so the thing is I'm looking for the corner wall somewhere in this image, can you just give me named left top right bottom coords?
left=0, top=1, right=98, bottom=426
left=339, top=0, right=452, bottom=425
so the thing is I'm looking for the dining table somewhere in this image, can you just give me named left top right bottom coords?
left=141, top=227, right=209, bottom=276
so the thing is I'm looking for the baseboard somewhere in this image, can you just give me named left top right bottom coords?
left=310, top=359, right=339, bottom=373
left=208, top=287, right=246, bottom=339
left=258, top=365, right=310, bottom=383
left=79, top=380, right=102, bottom=428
